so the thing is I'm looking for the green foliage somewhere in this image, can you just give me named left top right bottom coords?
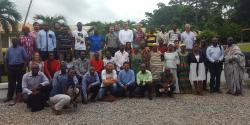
left=198, top=29, right=217, bottom=42
left=33, top=15, right=66, bottom=29
left=239, top=43, right=250, bottom=52
left=0, top=0, right=22, bottom=33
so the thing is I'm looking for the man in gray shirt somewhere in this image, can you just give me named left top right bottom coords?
left=22, top=63, right=50, bottom=112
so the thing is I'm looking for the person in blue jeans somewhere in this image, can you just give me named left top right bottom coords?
left=117, top=62, right=136, bottom=98
left=97, top=63, right=117, bottom=100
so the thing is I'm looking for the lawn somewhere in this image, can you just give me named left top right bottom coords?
left=239, top=43, right=250, bottom=52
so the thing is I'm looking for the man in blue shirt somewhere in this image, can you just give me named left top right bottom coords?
left=117, top=62, right=136, bottom=97
left=4, top=38, right=28, bottom=102
left=206, top=37, right=224, bottom=93
left=88, top=29, right=104, bottom=59
left=37, top=22, right=57, bottom=61
left=82, top=66, right=101, bottom=103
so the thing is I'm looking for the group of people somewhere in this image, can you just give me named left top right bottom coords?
left=3, top=21, right=246, bottom=115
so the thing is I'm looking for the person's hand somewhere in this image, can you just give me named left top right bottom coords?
left=123, top=84, right=128, bottom=90
left=87, top=84, right=92, bottom=92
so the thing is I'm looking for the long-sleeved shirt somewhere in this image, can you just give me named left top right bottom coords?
left=136, top=70, right=153, bottom=86
left=5, top=45, right=28, bottom=65
left=36, top=29, right=56, bottom=51
left=181, top=31, right=196, bottom=50
left=19, top=35, right=36, bottom=60
left=206, top=45, right=224, bottom=63
left=114, top=50, right=129, bottom=71
left=73, top=58, right=89, bottom=76
left=22, top=71, right=49, bottom=95
left=82, top=72, right=100, bottom=100
left=118, top=69, right=135, bottom=87
left=119, top=29, right=133, bottom=45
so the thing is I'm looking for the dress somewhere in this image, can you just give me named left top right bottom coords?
left=178, top=52, right=192, bottom=93
left=164, top=51, right=180, bottom=93
left=150, top=52, right=163, bottom=80
left=188, top=52, right=206, bottom=83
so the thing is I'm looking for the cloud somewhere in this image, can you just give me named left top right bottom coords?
left=11, top=0, right=169, bottom=25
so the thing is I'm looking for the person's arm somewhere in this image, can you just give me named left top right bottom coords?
left=146, top=71, right=153, bottom=82
left=91, top=73, right=101, bottom=86
left=130, top=30, right=133, bottom=42
left=206, top=47, right=214, bottom=63
left=36, top=32, right=41, bottom=51
left=52, top=32, right=57, bottom=50
left=175, top=52, right=180, bottom=65
left=219, top=46, right=224, bottom=61
left=22, top=74, right=32, bottom=95
left=127, top=70, right=135, bottom=85
left=40, top=72, right=50, bottom=86
left=136, top=72, right=140, bottom=85
left=117, top=71, right=124, bottom=87
left=119, top=30, right=123, bottom=44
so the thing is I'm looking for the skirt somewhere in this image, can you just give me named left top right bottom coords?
left=189, top=63, right=206, bottom=82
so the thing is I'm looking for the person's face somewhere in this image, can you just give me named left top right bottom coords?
left=23, top=28, right=29, bottom=35
left=120, top=45, right=125, bottom=51
left=124, top=23, right=129, bottom=29
left=124, top=63, right=130, bottom=71
left=168, top=45, right=174, bottom=51
left=33, top=24, right=40, bottom=31
left=94, top=30, right=98, bottom=35
left=160, top=26, right=165, bottom=32
left=227, top=38, right=233, bottom=46
left=136, top=25, right=141, bottom=30
left=43, top=23, right=49, bottom=30
left=60, top=64, right=67, bottom=73
left=193, top=44, right=200, bottom=52
left=12, top=39, right=18, bottom=47
left=152, top=45, right=157, bottom=52
left=174, top=41, right=179, bottom=47
left=140, top=65, right=146, bottom=73
left=68, top=69, right=76, bottom=78
left=159, top=40, right=163, bottom=45
left=114, top=25, right=119, bottom=31
left=34, top=53, right=40, bottom=61
left=80, top=52, right=86, bottom=59
left=172, top=25, right=177, bottom=31
left=180, top=46, right=186, bottom=52
left=212, top=38, right=218, bottom=46
left=77, top=23, right=82, bottom=30
left=90, top=67, right=95, bottom=75
left=185, top=26, right=190, bottom=32
left=48, top=53, right=54, bottom=60
left=54, top=23, right=61, bottom=30
left=94, top=53, right=99, bottom=59
left=106, top=64, right=113, bottom=72
left=106, top=52, right=111, bottom=58
left=31, top=65, right=39, bottom=76
left=109, top=27, right=114, bottom=33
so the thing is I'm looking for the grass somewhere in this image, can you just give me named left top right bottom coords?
left=0, top=75, right=8, bottom=83
left=239, top=43, right=250, bottom=52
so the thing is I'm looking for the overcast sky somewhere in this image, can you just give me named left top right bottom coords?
left=12, top=0, right=170, bottom=25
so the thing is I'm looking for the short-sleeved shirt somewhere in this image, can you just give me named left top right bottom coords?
left=73, top=30, right=88, bottom=50
left=88, top=35, right=104, bottom=52
left=101, top=69, right=117, bottom=87
left=181, top=31, right=196, bottom=50
left=5, top=46, right=27, bottom=65
left=105, top=33, right=119, bottom=48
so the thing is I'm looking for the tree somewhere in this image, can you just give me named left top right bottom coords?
left=33, top=15, right=66, bottom=29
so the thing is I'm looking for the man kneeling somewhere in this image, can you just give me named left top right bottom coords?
left=117, top=62, right=136, bottom=97
left=22, top=64, right=50, bottom=112
left=50, top=64, right=80, bottom=115
left=155, top=68, right=176, bottom=97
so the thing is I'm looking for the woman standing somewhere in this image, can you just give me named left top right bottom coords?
left=29, top=52, right=44, bottom=72
left=224, top=37, right=245, bottom=96
left=178, top=44, right=192, bottom=94
left=188, top=42, right=206, bottom=95
left=150, top=43, right=164, bottom=84
left=164, top=43, right=180, bottom=93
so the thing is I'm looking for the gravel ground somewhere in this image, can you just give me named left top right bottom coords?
left=1, top=89, right=250, bottom=125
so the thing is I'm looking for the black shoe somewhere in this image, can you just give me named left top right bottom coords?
left=44, top=102, right=50, bottom=107
left=3, top=98, right=12, bottom=103
left=31, top=107, right=44, bottom=112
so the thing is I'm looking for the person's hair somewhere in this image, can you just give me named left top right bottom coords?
left=22, top=26, right=30, bottom=33
left=68, top=67, right=75, bottom=73
left=185, top=24, right=191, bottom=28
left=33, top=22, right=39, bottom=26
left=32, top=52, right=42, bottom=62
left=123, top=61, right=130, bottom=66
left=64, top=51, right=73, bottom=62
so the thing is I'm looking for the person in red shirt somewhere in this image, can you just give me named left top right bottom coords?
left=90, top=52, right=104, bottom=75
left=157, top=38, right=168, bottom=54
left=44, top=52, right=60, bottom=81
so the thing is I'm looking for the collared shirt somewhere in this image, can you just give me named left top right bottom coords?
left=50, top=71, right=78, bottom=97
left=101, top=69, right=117, bottom=87
left=73, top=58, right=89, bottom=75
left=103, top=57, right=115, bottom=66
left=22, top=71, right=49, bottom=95
left=168, top=30, right=181, bottom=43
left=114, top=50, right=129, bottom=71
left=119, top=29, right=133, bottom=45
left=206, top=45, right=224, bottom=62
left=82, top=72, right=100, bottom=88
left=29, top=31, right=38, bottom=40
left=157, top=31, right=168, bottom=44
left=72, top=30, right=88, bottom=50
left=181, top=31, right=196, bottom=49
left=105, top=33, right=119, bottom=48
left=118, top=69, right=135, bottom=87
left=36, top=29, right=56, bottom=51
left=5, top=45, right=27, bottom=65
left=20, top=35, right=36, bottom=60
left=88, top=35, right=104, bottom=52
left=136, top=70, right=153, bottom=86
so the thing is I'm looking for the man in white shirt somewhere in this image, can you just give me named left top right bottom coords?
left=181, top=24, right=196, bottom=51
left=119, top=22, right=133, bottom=45
left=72, top=22, right=88, bottom=59
left=114, top=45, right=129, bottom=71
left=157, top=25, right=168, bottom=45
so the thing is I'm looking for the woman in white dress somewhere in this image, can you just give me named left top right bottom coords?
left=187, top=42, right=206, bottom=95
left=164, top=43, right=180, bottom=93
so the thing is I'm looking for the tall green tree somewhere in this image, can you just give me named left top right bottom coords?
left=33, top=15, right=66, bottom=29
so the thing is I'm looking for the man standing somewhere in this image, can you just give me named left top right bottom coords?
left=82, top=66, right=101, bottom=103
left=181, top=24, right=196, bottom=52
left=97, top=63, right=117, bottom=100
left=88, top=29, right=104, bottom=59
left=119, top=22, right=133, bottom=45
left=136, top=63, right=153, bottom=100
left=157, top=25, right=168, bottom=45
left=22, top=64, right=50, bottom=112
left=29, top=22, right=40, bottom=40
left=168, top=24, right=181, bottom=43
left=105, top=26, right=119, bottom=56
left=117, top=62, right=136, bottom=97
left=37, top=22, right=57, bottom=61
left=4, top=38, right=27, bottom=102
left=206, top=37, right=224, bottom=93
left=20, top=26, right=36, bottom=61
left=72, top=22, right=88, bottom=59
left=114, top=45, right=129, bottom=72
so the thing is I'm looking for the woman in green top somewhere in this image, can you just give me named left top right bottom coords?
left=177, top=44, right=192, bottom=94
left=131, top=48, right=142, bottom=74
